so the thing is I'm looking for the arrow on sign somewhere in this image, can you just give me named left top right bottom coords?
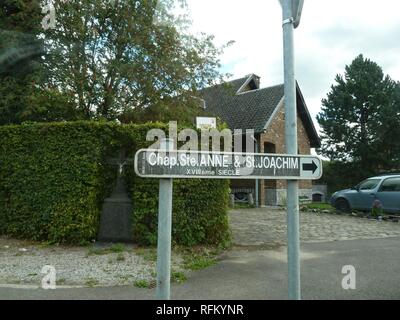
left=302, top=161, right=318, bottom=174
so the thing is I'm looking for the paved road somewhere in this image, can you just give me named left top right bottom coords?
left=1, top=237, right=400, bottom=300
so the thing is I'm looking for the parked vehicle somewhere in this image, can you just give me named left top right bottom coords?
left=330, top=175, right=400, bottom=213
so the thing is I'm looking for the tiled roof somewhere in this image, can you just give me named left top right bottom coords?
left=198, top=74, right=320, bottom=147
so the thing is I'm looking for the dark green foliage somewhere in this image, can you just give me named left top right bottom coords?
left=317, top=54, right=400, bottom=173
left=1, top=1, right=229, bottom=125
left=129, top=176, right=230, bottom=246
left=0, top=121, right=230, bottom=245
left=0, top=121, right=115, bottom=242
left=0, top=0, right=46, bottom=124
left=318, top=160, right=373, bottom=196
left=0, top=0, right=43, bottom=76
left=371, top=205, right=383, bottom=218
left=41, top=0, right=229, bottom=123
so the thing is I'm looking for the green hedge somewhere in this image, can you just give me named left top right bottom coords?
left=129, top=177, right=230, bottom=246
left=0, top=121, right=230, bottom=246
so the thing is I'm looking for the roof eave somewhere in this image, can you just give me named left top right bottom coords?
left=296, top=82, right=321, bottom=148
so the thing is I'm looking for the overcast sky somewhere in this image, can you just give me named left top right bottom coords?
left=185, top=0, right=400, bottom=133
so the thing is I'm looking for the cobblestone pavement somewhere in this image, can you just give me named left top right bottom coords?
left=229, top=208, right=400, bottom=246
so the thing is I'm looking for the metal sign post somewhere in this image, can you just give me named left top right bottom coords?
left=281, top=0, right=304, bottom=300
left=135, top=147, right=321, bottom=300
left=155, top=138, right=174, bottom=300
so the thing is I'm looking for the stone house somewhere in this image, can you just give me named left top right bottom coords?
left=199, top=74, right=320, bottom=206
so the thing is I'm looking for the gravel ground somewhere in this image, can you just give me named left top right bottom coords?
left=0, top=237, right=185, bottom=288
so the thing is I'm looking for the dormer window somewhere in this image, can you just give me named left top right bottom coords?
left=236, top=74, right=260, bottom=94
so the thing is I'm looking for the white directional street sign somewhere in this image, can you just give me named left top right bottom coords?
left=135, top=149, right=322, bottom=180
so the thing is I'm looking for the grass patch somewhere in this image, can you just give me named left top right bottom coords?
left=134, top=279, right=150, bottom=288
left=56, top=278, right=66, bottom=286
left=136, top=272, right=186, bottom=286
left=37, top=241, right=53, bottom=249
left=87, top=243, right=126, bottom=256
left=78, top=240, right=93, bottom=246
left=180, top=247, right=219, bottom=271
left=184, top=254, right=216, bottom=271
left=85, top=277, right=99, bottom=287
left=87, top=247, right=104, bottom=256
left=116, top=253, right=126, bottom=262
left=133, top=245, right=226, bottom=287
left=109, top=243, right=125, bottom=253
left=136, top=247, right=157, bottom=262
left=171, top=271, right=187, bottom=283
left=304, top=203, right=334, bottom=210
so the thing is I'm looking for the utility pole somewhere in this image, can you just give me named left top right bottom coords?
left=281, top=0, right=304, bottom=300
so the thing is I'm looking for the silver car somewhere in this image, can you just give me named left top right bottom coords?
left=330, top=175, right=400, bottom=213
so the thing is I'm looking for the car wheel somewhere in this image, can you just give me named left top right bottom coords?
left=335, top=198, right=351, bottom=212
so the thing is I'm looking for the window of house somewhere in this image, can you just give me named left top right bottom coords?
left=264, top=142, right=276, bottom=153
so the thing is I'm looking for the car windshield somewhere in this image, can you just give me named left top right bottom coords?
left=357, top=179, right=381, bottom=190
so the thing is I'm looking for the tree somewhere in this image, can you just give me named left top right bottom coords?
left=41, top=0, right=229, bottom=124
left=317, top=54, right=400, bottom=174
left=318, top=160, right=365, bottom=196
left=371, top=80, right=400, bottom=170
left=0, top=0, right=45, bottom=124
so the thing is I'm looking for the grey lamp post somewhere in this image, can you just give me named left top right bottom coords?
left=280, top=0, right=304, bottom=300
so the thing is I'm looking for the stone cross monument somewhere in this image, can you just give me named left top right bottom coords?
left=98, top=150, right=134, bottom=243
